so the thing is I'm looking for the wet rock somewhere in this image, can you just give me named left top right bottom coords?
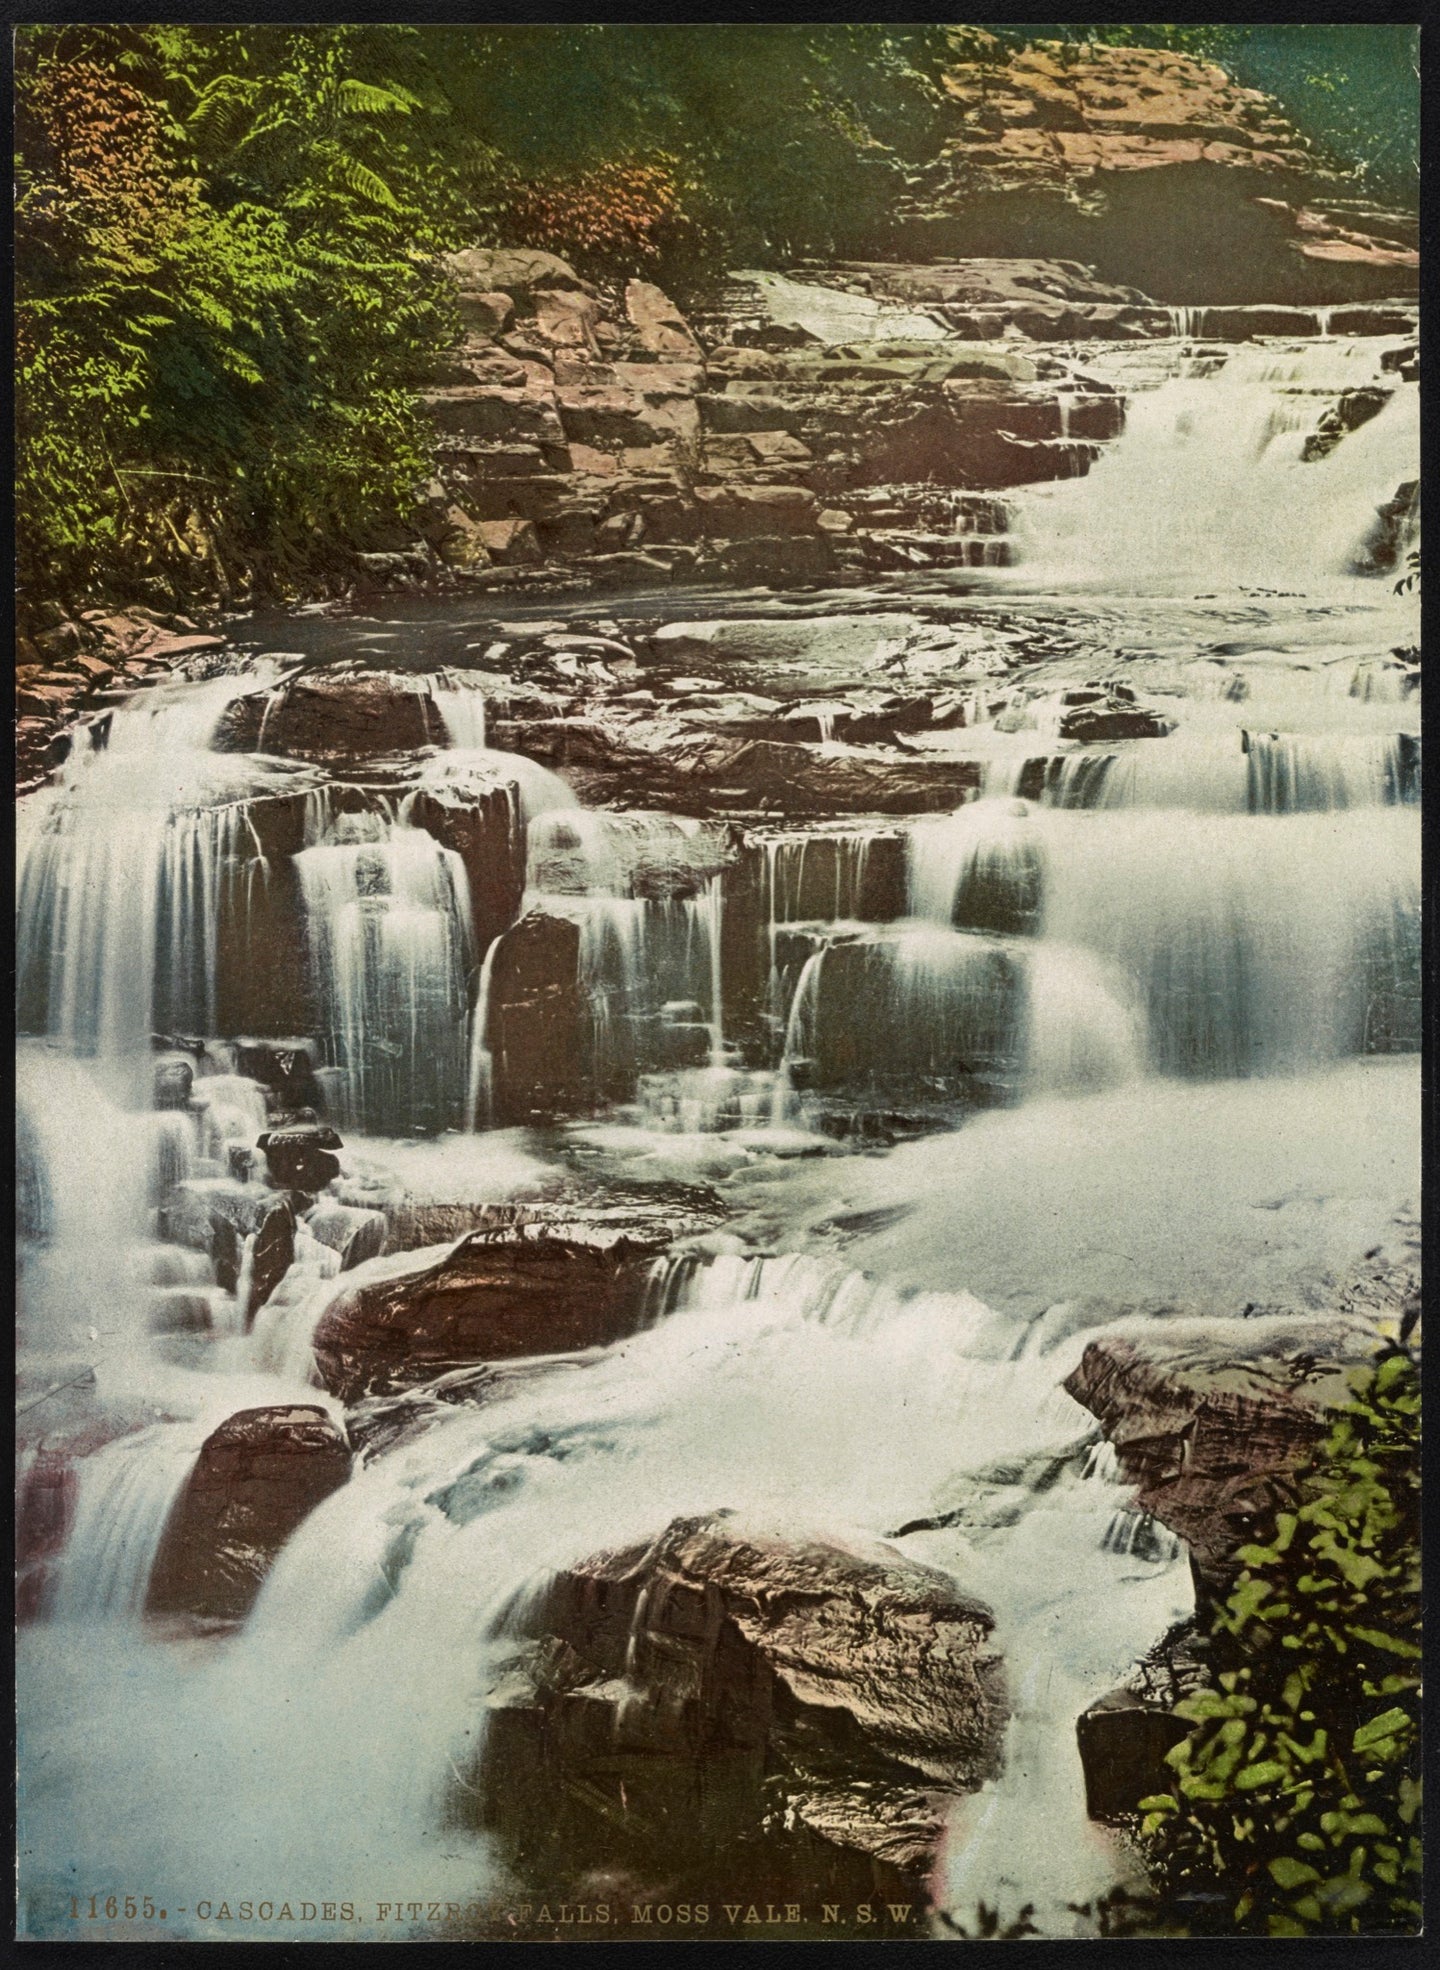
left=1300, top=385, right=1391, bottom=463
left=406, top=773, right=527, bottom=956
left=470, top=1512, right=1006, bottom=1907
left=158, top=1178, right=296, bottom=1314
left=1058, top=696, right=1174, bottom=742
left=309, top=1219, right=665, bottom=1402
left=302, top=1200, right=389, bottom=1272
left=153, top=1053, right=195, bottom=1110
left=247, top=1200, right=297, bottom=1325
left=232, top=1039, right=324, bottom=1114
left=147, top=1405, right=352, bottom=1622
left=15, top=1404, right=157, bottom=1620
left=794, top=932, right=1025, bottom=1108
left=1064, top=1326, right=1375, bottom=1614
left=213, top=672, right=449, bottom=762
left=1077, top=1686, right=1193, bottom=1823
left=484, top=909, right=591, bottom=1125
left=259, top=1122, right=344, bottom=1195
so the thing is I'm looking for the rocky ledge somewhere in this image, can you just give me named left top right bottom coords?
left=895, top=34, right=1419, bottom=305
left=1065, top=1235, right=1419, bottom=1821
left=465, top=1512, right=1007, bottom=1913
left=147, top=1404, right=352, bottom=1623
left=310, top=1197, right=724, bottom=1404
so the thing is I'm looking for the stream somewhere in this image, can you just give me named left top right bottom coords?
left=15, top=330, right=1420, bottom=1940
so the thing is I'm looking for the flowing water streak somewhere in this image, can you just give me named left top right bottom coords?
left=296, top=812, right=477, bottom=1134
left=51, top=1424, right=210, bottom=1623
left=1024, top=336, right=1420, bottom=586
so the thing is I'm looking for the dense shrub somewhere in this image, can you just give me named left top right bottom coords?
left=15, top=23, right=459, bottom=609
left=1139, top=1348, right=1422, bottom=1936
left=489, top=155, right=706, bottom=282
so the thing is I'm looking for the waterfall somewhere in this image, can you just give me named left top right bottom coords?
left=51, top=1425, right=207, bottom=1623
left=993, top=730, right=1415, bottom=814
left=431, top=673, right=489, bottom=750
left=16, top=672, right=304, bottom=1063
left=296, top=814, right=476, bottom=1134
left=910, top=801, right=1418, bottom=1079
left=12, top=312, right=1424, bottom=1941
left=1023, top=337, right=1420, bottom=587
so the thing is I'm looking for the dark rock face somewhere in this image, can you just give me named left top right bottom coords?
left=258, top=1121, right=344, bottom=1195
left=483, top=909, right=591, bottom=1125
left=157, top=1178, right=296, bottom=1319
left=213, top=672, right=450, bottom=761
left=406, top=775, right=527, bottom=955
left=471, top=1513, right=1007, bottom=1908
left=147, top=1405, right=352, bottom=1622
left=1064, top=1330, right=1367, bottom=1615
left=309, top=1220, right=668, bottom=1403
left=1077, top=1680, right=1196, bottom=1823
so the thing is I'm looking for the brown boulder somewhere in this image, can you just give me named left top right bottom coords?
left=213, top=672, right=450, bottom=762
left=147, top=1405, right=351, bottom=1621
left=470, top=1512, right=1006, bottom=1907
left=309, top=1220, right=665, bottom=1402
left=1064, top=1328, right=1371, bottom=1612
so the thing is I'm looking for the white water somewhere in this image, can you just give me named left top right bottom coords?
left=15, top=323, right=1422, bottom=1942
left=296, top=813, right=476, bottom=1134
left=1025, top=337, right=1419, bottom=588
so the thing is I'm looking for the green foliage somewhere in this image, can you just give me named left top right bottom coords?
left=15, top=23, right=460, bottom=606
left=428, top=25, right=954, bottom=274
left=1138, top=1348, right=1422, bottom=1936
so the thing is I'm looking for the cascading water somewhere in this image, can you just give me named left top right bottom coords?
left=1024, top=336, right=1420, bottom=587
left=15, top=310, right=1422, bottom=1942
left=296, top=811, right=476, bottom=1134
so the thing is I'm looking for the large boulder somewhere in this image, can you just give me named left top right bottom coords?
left=1064, top=1323, right=1376, bottom=1613
left=213, top=672, right=450, bottom=761
left=309, top=1217, right=672, bottom=1402
left=469, top=1512, right=1007, bottom=1909
left=146, top=1405, right=351, bottom=1622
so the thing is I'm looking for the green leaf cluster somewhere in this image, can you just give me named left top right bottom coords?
left=1138, top=1348, right=1422, bottom=1935
left=15, top=23, right=461, bottom=607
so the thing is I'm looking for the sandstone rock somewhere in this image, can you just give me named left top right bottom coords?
left=533, top=286, right=604, bottom=354
left=473, top=517, right=543, bottom=565
left=625, top=279, right=703, bottom=360
left=446, top=246, right=594, bottom=299
left=470, top=1513, right=1006, bottom=1906
left=439, top=507, right=494, bottom=567
left=147, top=1405, right=351, bottom=1621
left=896, top=43, right=1416, bottom=304
left=309, top=1220, right=664, bottom=1402
left=1064, top=1327, right=1375, bottom=1612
